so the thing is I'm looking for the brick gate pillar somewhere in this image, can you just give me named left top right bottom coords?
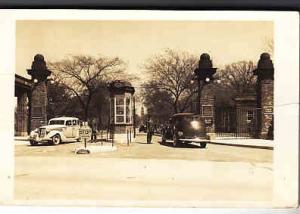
left=27, top=54, right=52, bottom=131
left=194, top=53, right=217, bottom=134
left=200, top=84, right=215, bottom=133
left=253, top=53, right=274, bottom=139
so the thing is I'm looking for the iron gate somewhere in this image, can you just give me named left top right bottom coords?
left=215, top=106, right=260, bottom=138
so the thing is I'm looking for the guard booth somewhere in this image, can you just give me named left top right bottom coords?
left=108, top=80, right=135, bottom=144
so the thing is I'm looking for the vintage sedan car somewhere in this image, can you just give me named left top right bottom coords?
left=161, top=113, right=209, bottom=148
left=29, top=117, right=81, bottom=146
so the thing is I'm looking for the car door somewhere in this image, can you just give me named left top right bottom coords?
left=72, top=120, right=80, bottom=138
left=64, top=120, right=73, bottom=138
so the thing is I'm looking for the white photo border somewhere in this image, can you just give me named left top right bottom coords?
left=0, top=10, right=298, bottom=209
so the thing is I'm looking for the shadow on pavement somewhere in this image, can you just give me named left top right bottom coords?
left=27, top=141, right=77, bottom=147
left=159, top=141, right=204, bottom=149
left=134, top=141, right=151, bottom=145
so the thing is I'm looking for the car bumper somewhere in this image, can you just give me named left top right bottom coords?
left=29, top=135, right=52, bottom=143
left=178, top=138, right=210, bottom=142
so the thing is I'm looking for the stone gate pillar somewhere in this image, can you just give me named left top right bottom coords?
left=194, top=53, right=217, bottom=133
left=27, top=54, right=51, bottom=131
left=253, top=53, right=274, bottom=139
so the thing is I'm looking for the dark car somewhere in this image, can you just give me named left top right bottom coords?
left=161, top=113, right=209, bottom=148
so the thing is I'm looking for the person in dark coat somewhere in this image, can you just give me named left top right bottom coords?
left=146, top=116, right=154, bottom=144
left=90, top=120, right=97, bottom=143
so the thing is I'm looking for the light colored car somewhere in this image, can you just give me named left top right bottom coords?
left=29, top=117, right=81, bottom=146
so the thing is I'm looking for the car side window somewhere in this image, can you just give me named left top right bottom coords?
left=72, top=120, right=77, bottom=126
left=66, top=120, right=72, bottom=126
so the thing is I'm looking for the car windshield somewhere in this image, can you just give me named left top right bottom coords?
left=49, top=120, right=65, bottom=125
left=176, top=116, right=194, bottom=123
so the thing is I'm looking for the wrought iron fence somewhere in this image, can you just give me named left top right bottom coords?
left=215, top=106, right=261, bottom=139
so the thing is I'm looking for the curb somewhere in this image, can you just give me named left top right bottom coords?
left=209, top=141, right=273, bottom=150
left=14, top=138, right=29, bottom=141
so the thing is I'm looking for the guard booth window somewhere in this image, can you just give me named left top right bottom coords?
left=114, top=95, right=132, bottom=124
left=115, top=96, right=125, bottom=123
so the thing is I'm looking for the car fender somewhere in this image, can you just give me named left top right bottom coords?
left=47, top=130, right=67, bottom=141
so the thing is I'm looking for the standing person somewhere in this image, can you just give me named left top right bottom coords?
left=91, top=119, right=97, bottom=143
left=146, top=115, right=154, bottom=144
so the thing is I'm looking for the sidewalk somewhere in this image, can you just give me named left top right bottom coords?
left=210, top=139, right=274, bottom=150
left=15, top=136, right=29, bottom=141
left=14, top=136, right=29, bottom=145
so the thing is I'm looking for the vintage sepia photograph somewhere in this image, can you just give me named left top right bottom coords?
left=0, top=10, right=298, bottom=208
left=14, top=19, right=274, bottom=203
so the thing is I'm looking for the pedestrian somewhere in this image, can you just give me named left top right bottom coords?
left=146, top=115, right=154, bottom=144
left=91, top=120, right=97, bottom=143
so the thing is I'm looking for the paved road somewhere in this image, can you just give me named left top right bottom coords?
left=15, top=134, right=272, bottom=162
left=14, top=134, right=273, bottom=206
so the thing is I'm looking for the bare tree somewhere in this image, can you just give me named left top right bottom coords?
left=49, top=55, right=126, bottom=120
left=140, top=81, right=174, bottom=124
left=263, top=37, right=274, bottom=56
left=216, top=60, right=257, bottom=98
left=143, top=49, right=198, bottom=113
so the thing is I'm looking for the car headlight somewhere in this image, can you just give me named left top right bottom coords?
left=191, top=120, right=200, bottom=129
left=178, top=131, right=184, bottom=136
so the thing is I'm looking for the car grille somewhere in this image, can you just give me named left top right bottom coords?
left=39, top=128, right=46, bottom=138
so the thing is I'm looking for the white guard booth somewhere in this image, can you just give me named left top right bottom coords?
left=108, top=80, right=135, bottom=144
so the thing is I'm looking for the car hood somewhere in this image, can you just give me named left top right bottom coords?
left=39, top=125, right=66, bottom=130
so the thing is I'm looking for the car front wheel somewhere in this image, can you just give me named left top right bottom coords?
left=29, top=140, right=38, bottom=146
left=51, top=134, right=61, bottom=145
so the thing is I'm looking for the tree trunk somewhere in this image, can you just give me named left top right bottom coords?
left=84, top=92, right=93, bottom=121
left=173, top=99, right=178, bottom=114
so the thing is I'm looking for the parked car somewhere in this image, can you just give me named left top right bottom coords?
left=161, top=113, right=209, bottom=148
left=29, top=117, right=81, bottom=146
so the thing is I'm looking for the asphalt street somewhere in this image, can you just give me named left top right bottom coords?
left=14, top=134, right=273, bottom=206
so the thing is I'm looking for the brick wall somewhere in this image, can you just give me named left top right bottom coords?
left=259, top=79, right=274, bottom=138
left=200, top=83, right=215, bottom=133
left=30, top=81, right=48, bottom=130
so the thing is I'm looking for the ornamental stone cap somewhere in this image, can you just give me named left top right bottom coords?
left=198, top=53, right=213, bottom=69
left=257, top=53, right=274, bottom=70
left=200, top=53, right=210, bottom=60
left=194, top=53, right=217, bottom=79
left=108, top=80, right=135, bottom=94
left=34, top=54, right=45, bottom=62
left=253, top=52, right=274, bottom=80
left=27, top=54, right=51, bottom=82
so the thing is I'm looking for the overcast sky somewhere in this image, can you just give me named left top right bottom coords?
left=16, top=20, right=273, bottom=86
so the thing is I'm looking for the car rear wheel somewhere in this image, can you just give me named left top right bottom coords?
left=29, top=140, right=38, bottom=146
left=161, top=135, right=166, bottom=144
left=200, top=142, right=207, bottom=148
left=51, top=134, right=61, bottom=145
